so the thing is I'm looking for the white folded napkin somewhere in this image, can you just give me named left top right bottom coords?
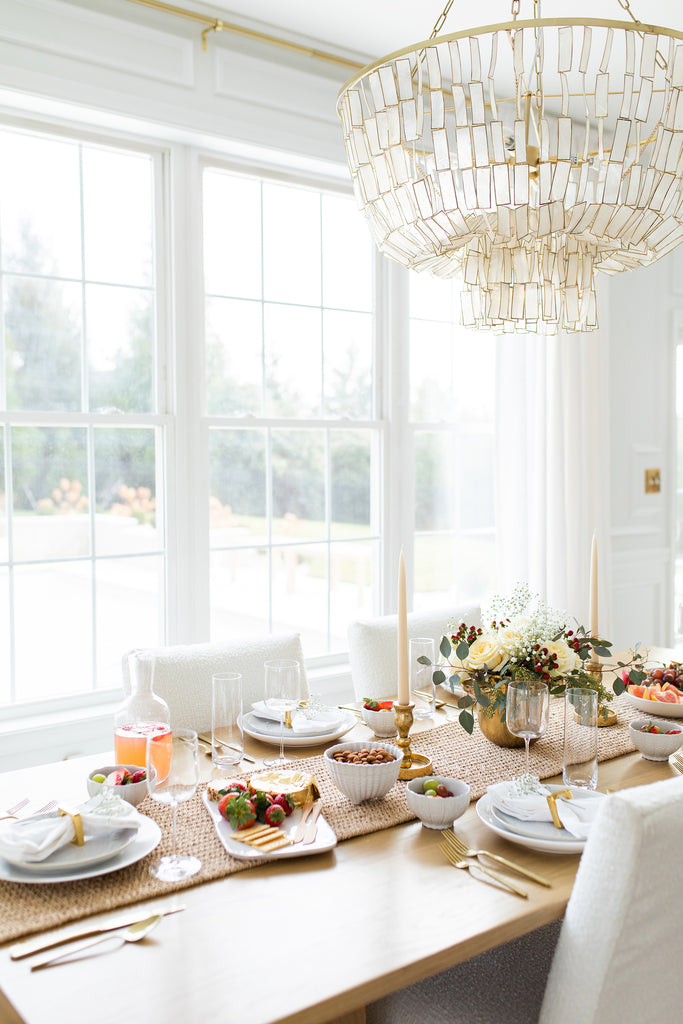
left=251, top=701, right=345, bottom=734
left=487, top=780, right=601, bottom=839
left=0, top=790, right=141, bottom=864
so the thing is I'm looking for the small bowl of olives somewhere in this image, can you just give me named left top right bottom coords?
left=405, top=776, right=470, bottom=829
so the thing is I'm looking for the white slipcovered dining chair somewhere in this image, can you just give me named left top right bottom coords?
left=366, top=774, right=683, bottom=1024
left=347, top=604, right=481, bottom=701
left=123, top=633, right=308, bottom=734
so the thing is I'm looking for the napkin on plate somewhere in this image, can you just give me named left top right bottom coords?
left=251, top=701, right=346, bottom=734
left=487, top=780, right=601, bottom=839
left=0, top=790, right=141, bottom=864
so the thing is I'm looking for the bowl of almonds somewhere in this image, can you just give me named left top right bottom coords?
left=323, top=741, right=402, bottom=804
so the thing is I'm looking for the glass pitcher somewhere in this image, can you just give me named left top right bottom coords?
left=114, top=650, right=172, bottom=783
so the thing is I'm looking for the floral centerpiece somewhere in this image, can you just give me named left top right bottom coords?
left=428, top=583, right=632, bottom=736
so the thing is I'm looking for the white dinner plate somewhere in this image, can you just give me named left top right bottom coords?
left=0, top=815, right=162, bottom=884
left=624, top=692, right=683, bottom=718
left=0, top=826, right=138, bottom=872
left=489, top=787, right=605, bottom=843
left=476, top=787, right=606, bottom=855
left=202, top=792, right=337, bottom=861
left=242, top=710, right=356, bottom=747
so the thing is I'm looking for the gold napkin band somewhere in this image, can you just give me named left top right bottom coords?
left=545, top=789, right=573, bottom=829
left=58, top=805, right=84, bottom=846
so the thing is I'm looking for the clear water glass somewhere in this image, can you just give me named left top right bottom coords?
left=563, top=687, right=598, bottom=790
left=411, top=638, right=437, bottom=720
left=146, top=727, right=201, bottom=882
left=505, top=680, right=550, bottom=782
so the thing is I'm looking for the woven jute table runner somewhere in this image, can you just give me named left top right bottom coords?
left=0, top=693, right=646, bottom=944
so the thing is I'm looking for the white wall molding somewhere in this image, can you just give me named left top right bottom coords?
left=1, top=0, right=195, bottom=87
left=610, top=545, right=672, bottom=648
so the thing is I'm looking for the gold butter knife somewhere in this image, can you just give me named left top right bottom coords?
left=197, top=733, right=256, bottom=765
left=10, top=905, right=185, bottom=960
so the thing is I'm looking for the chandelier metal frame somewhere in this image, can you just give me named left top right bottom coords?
left=337, top=4, right=683, bottom=333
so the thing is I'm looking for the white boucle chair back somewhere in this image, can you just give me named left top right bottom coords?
left=122, top=634, right=308, bottom=734
left=540, top=774, right=683, bottom=1024
left=347, top=604, right=481, bottom=701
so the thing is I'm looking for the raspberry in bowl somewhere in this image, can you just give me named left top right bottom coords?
left=361, top=699, right=398, bottom=738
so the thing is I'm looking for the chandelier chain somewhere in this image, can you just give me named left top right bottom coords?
left=511, top=0, right=521, bottom=18
left=428, top=0, right=457, bottom=40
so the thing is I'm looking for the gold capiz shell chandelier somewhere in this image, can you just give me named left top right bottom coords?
left=337, top=10, right=683, bottom=333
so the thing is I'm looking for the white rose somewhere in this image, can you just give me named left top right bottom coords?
left=544, top=639, right=580, bottom=676
left=463, top=635, right=508, bottom=673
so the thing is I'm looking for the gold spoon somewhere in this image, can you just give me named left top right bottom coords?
left=31, top=916, right=162, bottom=970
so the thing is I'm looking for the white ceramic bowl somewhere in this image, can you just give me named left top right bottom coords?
left=628, top=719, right=683, bottom=761
left=86, top=764, right=154, bottom=807
left=361, top=706, right=398, bottom=737
left=405, top=776, right=471, bottom=829
left=324, top=741, right=402, bottom=804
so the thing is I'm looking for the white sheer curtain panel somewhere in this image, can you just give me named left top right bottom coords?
left=494, top=288, right=611, bottom=633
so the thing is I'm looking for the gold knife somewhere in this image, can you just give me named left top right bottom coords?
left=197, top=733, right=256, bottom=765
left=10, top=905, right=186, bottom=960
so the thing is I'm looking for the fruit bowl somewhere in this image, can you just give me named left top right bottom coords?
left=323, top=741, right=401, bottom=804
left=405, top=776, right=470, bottom=829
left=628, top=719, right=683, bottom=761
left=86, top=764, right=153, bottom=806
left=361, top=706, right=398, bottom=737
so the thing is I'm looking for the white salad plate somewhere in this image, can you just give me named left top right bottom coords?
left=476, top=786, right=606, bottom=855
left=241, top=709, right=356, bottom=747
left=0, top=816, right=162, bottom=884
left=203, top=792, right=337, bottom=861
left=624, top=692, right=683, bottom=718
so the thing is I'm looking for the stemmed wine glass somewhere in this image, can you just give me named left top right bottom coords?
left=505, top=681, right=550, bottom=782
left=263, top=659, right=301, bottom=768
left=146, top=727, right=201, bottom=882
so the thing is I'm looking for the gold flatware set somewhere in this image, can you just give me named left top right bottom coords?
left=197, top=732, right=256, bottom=765
left=439, top=830, right=553, bottom=898
left=670, top=750, right=683, bottom=774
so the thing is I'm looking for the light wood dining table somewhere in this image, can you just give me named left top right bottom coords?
left=0, top=701, right=677, bottom=1024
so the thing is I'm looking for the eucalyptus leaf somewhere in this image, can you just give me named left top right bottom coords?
left=459, top=709, right=474, bottom=735
left=440, top=636, right=452, bottom=659
left=456, top=640, right=469, bottom=660
left=613, top=678, right=626, bottom=695
left=417, top=655, right=431, bottom=665
left=592, top=645, right=611, bottom=658
left=433, top=669, right=446, bottom=685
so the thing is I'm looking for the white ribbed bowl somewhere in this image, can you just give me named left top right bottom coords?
left=405, top=777, right=470, bottom=829
left=361, top=706, right=398, bottom=737
left=324, top=741, right=401, bottom=804
left=628, top=719, right=683, bottom=761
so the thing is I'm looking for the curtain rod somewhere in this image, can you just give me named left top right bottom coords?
left=126, top=0, right=364, bottom=68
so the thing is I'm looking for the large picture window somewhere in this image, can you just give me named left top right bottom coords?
left=0, top=126, right=166, bottom=704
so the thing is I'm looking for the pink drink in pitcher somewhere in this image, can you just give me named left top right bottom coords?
left=115, top=722, right=172, bottom=783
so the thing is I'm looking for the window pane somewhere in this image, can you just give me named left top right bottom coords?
left=413, top=534, right=496, bottom=609
left=0, top=568, right=8, bottom=704
left=203, top=171, right=262, bottom=300
left=272, top=429, right=325, bottom=540
left=410, top=319, right=454, bottom=420
left=323, top=310, right=372, bottom=418
left=321, top=194, right=372, bottom=312
left=86, top=283, right=154, bottom=413
left=82, top=147, right=153, bottom=287
left=0, top=429, right=6, bottom=563
left=0, top=130, right=82, bottom=279
left=209, top=428, right=266, bottom=548
left=96, top=554, right=164, bottom=688
left=265, top=304, right=321, bottom=417
left=263, top=183, right=320, bottom=305
left=409, top=271, right=457, bottom=321
left=331, top=430, right=371, bottom=538
left=4, top=277, right=82, bottom=412
left=210, top=547, right=269, bottom=640
left=12, top=427, right=89, bottom=561
left=272, top=541, right=328, bottom=652
left=329, top=539, right=377, bottom=649
left=13, top=562, right=92, bottom=701
left=206, top=297, right=262, bottom=416
left=94, top=427, right=160, bottom=555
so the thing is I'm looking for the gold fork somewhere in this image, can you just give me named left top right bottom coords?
left=0, top=797, right=30, bottom=821
left=438, top=839, right=528, bottom=898
left=670, top=751, right=683, bottom=774
left=443, top=831, right=551, bottom=888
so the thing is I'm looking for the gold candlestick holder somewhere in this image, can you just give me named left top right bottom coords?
left=587, top=661, right=617, bottom=727
left=394, top=702, right=433, bottom=779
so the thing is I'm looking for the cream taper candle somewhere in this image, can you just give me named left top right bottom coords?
left=397, top=550, right=409, bottom=705
left=589, top=532, right=599, bottom=638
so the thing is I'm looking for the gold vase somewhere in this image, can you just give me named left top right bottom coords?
left=477, top=706, right=525, bottom=748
